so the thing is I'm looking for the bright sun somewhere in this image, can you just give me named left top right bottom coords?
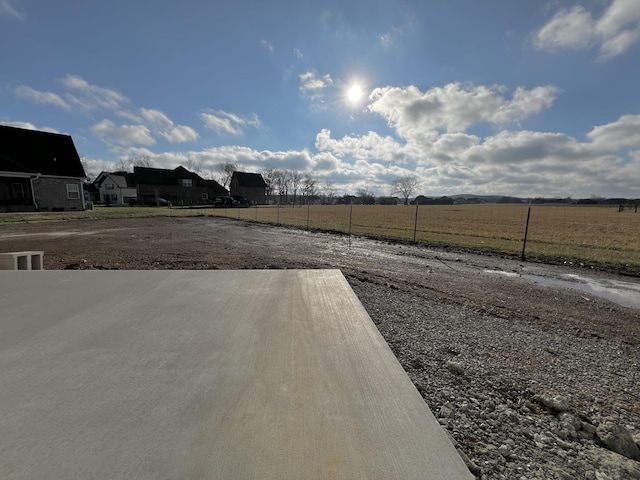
left=347, top=84, right=363, bottom=103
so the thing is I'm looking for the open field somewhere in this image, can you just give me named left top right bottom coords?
left=2, top=203, right=639, bottom=272
left=215, top=204, right=640, bottom=271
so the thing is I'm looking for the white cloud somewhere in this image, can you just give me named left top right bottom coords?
left=0, top=120, right=59, bottom=133
left=14, top=86, right=71, bottom=110
left=368, top=83, right=558, bottom=137
left=139, top=108, right=173, bottom=128
left=299, top=71, right=333, bottom=92
left=586, top=114, right=640, bottom=150
left=200, top=110, right=260, bottom=135
left=534, top=0, right=640, bottom=60
left=315, top=129, right=407, bottom=163
left=260, top=40, right=274, bottom=54
left=534, top=6, right=595, bottom=50
left=138, top=108, right=198, bottom=143
left=91, top=119, right=155, bottom=146
left=61, top=74, right=129, bottom=111
left=93, top=108, right=640, bottom=198
left=299, top=71, right=334, bottom=106
left=160, top=125, right=198, bottom=143
left=0, top=0, right=24, bottom=19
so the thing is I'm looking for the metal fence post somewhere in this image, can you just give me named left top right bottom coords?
left=522, top=205, right=532, bottom=260
left=413, top=203, right=419, bottom=242
left=348, top=203, right=353, bottom=247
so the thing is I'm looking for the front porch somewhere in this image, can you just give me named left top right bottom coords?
left=0, top=175, right=37, bottom=212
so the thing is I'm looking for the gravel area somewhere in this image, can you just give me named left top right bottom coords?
left=1, top=215, right=639, bottom=479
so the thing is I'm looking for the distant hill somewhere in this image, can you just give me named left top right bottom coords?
left=449, top=194, right=527, bottom=203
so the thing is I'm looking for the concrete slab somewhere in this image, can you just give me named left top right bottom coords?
left=0, top=270, right=472, bottom=479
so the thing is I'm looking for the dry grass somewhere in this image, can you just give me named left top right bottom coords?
left=2, top=203, right=639, bottom=268
left=216, top=204, right=640, bottom=268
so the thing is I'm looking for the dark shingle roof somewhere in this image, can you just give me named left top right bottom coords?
left=232, top=171, right=267, bottom=187
left=134, top=166, right=227, bottom=193
left=0, top=125, right=86, bottom=178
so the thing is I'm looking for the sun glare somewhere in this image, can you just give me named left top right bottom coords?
left=347, top=84, right=363, bottom=103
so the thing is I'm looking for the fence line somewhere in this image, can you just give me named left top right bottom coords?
left=209, top=204, right=640, bottom=268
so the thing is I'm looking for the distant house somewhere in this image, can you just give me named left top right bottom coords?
left=94, top=171, right=137, bottom=205
left=134, top=166, right=227, bottom=206
left=0, top=125, right=86, bottom=212
left=229, top=172, right=267, bottom=205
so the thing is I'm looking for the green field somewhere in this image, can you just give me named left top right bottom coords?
left=2, top=203, right=639, bottom=270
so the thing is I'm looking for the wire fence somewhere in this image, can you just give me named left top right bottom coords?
left=209, top=204, right=640, bottom=268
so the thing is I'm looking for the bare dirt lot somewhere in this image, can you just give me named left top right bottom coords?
left=2, top=216, right=639, bottom=479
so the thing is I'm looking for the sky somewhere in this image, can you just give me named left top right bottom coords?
left=1, top=0, right=639, bottom=199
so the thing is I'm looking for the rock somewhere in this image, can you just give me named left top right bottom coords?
left=439, top=403, right=454, bottom=418
left=445, top=360, right=465, bottom=375
left=533, top=393, right=570, bottom=412
left=557, top=411, right=582, bottom=432
left=596, top=422, right=640, bottom=461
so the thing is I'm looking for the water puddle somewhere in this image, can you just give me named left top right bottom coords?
left=483, top=270, right=640, bottom=309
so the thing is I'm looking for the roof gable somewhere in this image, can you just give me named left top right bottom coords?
left=134, top=166, right=227, bottom=192
left=95, top=172, right=136, bottom=188
left=0, top=125, right=86, bottom=178
left=232, top=171, right=267, bottom=188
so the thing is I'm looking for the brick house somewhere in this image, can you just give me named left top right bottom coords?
left=94, top=171, right=137, bottom=205
left=0, top=125, right=86, bottom=212
left=230, top=172, right=267, bottom=205
left=134, top=166, right=228, bottom=206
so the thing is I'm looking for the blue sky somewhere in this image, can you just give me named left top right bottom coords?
left=2, top=0, right=639, bottom=198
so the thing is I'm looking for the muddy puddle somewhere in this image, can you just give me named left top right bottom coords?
left=484, top=270, right=640, bottom=309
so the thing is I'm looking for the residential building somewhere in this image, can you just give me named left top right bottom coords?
left=230, top=171, right=267, bottom=205
left=0, top=125, right=86, bottom=212
left=94, top=171, right=137, bottom=205
left=134, top=166, right=227, bottom=205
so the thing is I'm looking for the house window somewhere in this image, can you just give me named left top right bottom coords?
left=105, top=183, right=115, bottom=190
left=202, top=193, right=209, bottom=200
left=66, top=183, right=80, bottom=199
left=109, top=194, right=118, bottom=202
left=181, top=179, right=193, bottom=187
left=11, top=182, right=25, bottom=199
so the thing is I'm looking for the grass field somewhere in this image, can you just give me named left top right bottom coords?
left=2, top=203, right=639, bottom=269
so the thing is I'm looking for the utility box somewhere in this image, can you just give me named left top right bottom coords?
left=0, top=251, right=44, bottom=270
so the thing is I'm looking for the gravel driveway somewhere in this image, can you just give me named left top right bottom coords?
left=1, top=216, right=638, bottom=479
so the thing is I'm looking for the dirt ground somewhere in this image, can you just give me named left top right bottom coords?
left=2, top=216, right=638, bottom=346
left=2, top=215, right=639, bottom=478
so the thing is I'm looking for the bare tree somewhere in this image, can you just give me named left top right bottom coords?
left=114, top=158, right=130, bottom=172
left=289, top=170, right=304, bottom=205
left=390, top=175, right=418, bottom=205
left=302, top=175, right=317, bottom=204
left=322, top=180, right=337, bottom=204
left=261, top=165, right=277, bottom=200
left=356, top=187, right=375, bottom=205
left=184, top=156, right=202, bottom=175
left=79, top=155, right=97, bottom=181
left=218, top=162, right=239, bottom=188
left=131, top=155, right=155, bottom=168
left=272, top=169, right=291, bottom=203
left=115, top=155, right=155, bottom=173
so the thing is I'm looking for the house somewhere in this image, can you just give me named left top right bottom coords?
left=134, top=166, right=228, bottom=206
left=229, top=171, right=267, bottom=205
left=94, top=171, right=137, bottom=205
left=0, top=125, right=86, bottom=212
